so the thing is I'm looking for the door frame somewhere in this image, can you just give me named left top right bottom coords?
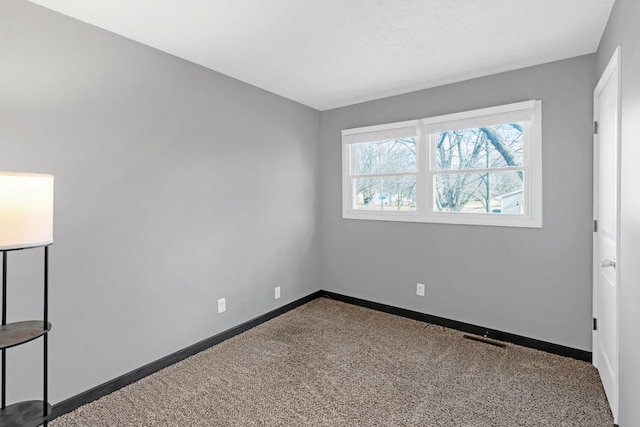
left=592, top=44, right=621, bottom=422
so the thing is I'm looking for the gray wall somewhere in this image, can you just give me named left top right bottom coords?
left=597, top=0, right=640, bottom=424
left=0, top=0, right=320, bottom=403
left=320, top=55, right=596, bottom=351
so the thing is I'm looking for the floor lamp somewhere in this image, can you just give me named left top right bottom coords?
left=0, top=172, right=54, bottom=426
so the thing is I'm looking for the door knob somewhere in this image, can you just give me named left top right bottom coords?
left=601, top=258, right=616, bottom=268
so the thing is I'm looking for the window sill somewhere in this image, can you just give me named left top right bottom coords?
left=343, top=210, right=542, bottom=228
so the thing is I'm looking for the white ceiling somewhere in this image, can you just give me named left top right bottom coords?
left=27, top=0, right=614, bottom=111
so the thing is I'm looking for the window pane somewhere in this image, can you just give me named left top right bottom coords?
left=435, top=124, right=523, bottom=171
left=434, top=171, right=524, bottom=213
left=353, top=137, right=416, bottom=175
left=353, top=176, right=416, bottom=211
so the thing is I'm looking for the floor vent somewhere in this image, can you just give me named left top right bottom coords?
left=463, top=334, right=507, bottom=347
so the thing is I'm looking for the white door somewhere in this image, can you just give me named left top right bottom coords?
left=593, top=45, right=620, bottom=423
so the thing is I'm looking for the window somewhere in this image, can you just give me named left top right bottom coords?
left=342, top=100, right=542, bottom=227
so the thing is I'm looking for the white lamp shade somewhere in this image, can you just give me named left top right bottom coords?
left=0, top=172, right=54, bottom=250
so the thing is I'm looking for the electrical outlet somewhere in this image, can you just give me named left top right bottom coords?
left=217, top=297, right=226, bottom=313
left=275, top=286, right=281, bottom=299
left=416, top=283, right=425, bottom=297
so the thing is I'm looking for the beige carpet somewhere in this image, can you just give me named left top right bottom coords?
left=51, top=298, right=613, bottom=426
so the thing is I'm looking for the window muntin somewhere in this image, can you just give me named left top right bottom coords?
left=342, top=101, right=542, bottom=227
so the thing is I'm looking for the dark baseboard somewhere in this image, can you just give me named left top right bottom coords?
left=49, top=290, right=323, bottom=421
left=50, top=288, right=591, bottom=421
left=322, top=291, right=592, bottom=363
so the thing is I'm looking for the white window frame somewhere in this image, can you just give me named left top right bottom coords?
left=342, top=100, right=542, bottom=228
